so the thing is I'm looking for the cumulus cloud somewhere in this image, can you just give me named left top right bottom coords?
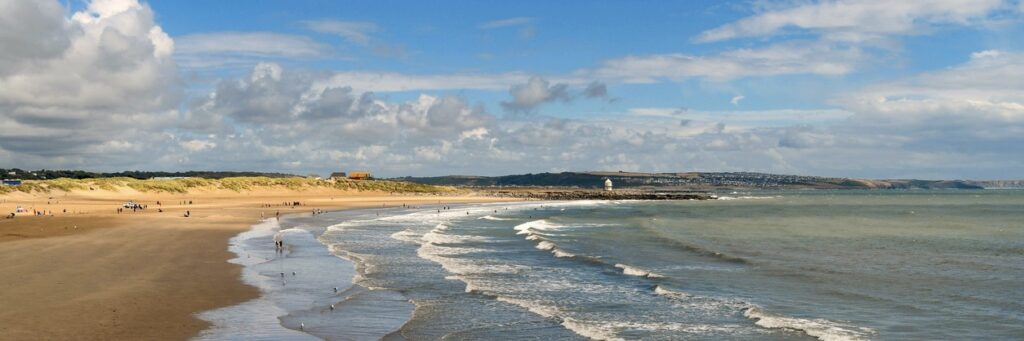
left=0, top=0, right=179, bottom=166
left=177, top=63, right=497, bottom=171
left=501, top=76, right=571, bottom=112
left=0, top=1, right=70, bottom=74
left=696, top=0, right=1006, bottom=43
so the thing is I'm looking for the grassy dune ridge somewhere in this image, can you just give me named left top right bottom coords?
left=0, top=176, right=456, bottom=194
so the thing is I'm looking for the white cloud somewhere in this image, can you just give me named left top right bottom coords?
left=3, top=1, right=1021, bottom=179
left=179, top=139, right=216, bottom=152
left=730, top=95, right=745, bottom=106
left=303, top=19, right=377, bottom=45
left=0, top=0, right=179, bottom=164
left=313, top=71, right=537, bottom=92
left=841, top=49, right=1024, bottom=124
left=629, top=108, right=853, bottom=127
left=501, top=76, right=570, bottom=112
left=479, top=17, right=533, bottom=29
left=588, top=41, right=864, bottom=82
left=696, top=0, right=1006, bottom=43
left=175, top=32, right=331, bottom=67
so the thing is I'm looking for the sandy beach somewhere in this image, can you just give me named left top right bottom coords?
left=0, top=186, right=505, bottom=340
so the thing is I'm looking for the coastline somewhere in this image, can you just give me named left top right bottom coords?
left=0, top=187, right=508, bottom=340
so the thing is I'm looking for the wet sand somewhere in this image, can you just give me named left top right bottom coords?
left=0, top=188, right=505, bottom=340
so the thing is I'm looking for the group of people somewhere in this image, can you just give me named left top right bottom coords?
left=6, top=206, right=70, bottom=219
left=117, top=203, right=148, bottom=214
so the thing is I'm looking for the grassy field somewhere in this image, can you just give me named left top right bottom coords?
left=0, top=177, right=456, bottom=194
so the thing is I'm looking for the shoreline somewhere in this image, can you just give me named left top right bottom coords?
left=197, top=206, right=423, bottom=340
left=0, top=187, right=508, bottom=340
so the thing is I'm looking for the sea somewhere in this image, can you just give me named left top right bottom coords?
left=196, top=190, right=1024, bottom=340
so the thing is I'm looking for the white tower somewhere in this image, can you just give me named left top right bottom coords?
left=604, top=178, right=613, bottom=191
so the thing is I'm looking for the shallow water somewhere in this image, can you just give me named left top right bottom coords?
left=201, top=190, right=1024, bottom=340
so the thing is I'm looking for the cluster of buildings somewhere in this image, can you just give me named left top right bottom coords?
left=3, top=171, right=21, bottom=186
left=328, top=170, right=372, bottom=181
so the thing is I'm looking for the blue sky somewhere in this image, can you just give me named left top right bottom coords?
left=2, top=0, right=1024, bottom=179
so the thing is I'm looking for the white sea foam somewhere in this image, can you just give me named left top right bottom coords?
left=561, top=317, right=627, bottom=341
left=552, top=249, right=577, bottom=258
left=653, top=285, right=692, bottom=299
left=389, top=229, right=422, bottom=244
left=536, top=240, right=558, bottom=251
left=653, top=285, right=757, bottom=318
left=492, top=297, right=622, bottom=341
left=514, top=221, right=578, bottom=258
left=615, top=263, right=665, bottom=279
left=479, top=215, right=512, bottom=221
left=743, top=306, right=874, bottom=341
left=433, top=222, right=450, bottom=231
left=513, top=219, right=566, bottom=235
left=421, top=230, right=491, bottom=245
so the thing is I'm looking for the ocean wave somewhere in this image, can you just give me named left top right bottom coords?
left=652, top=285, right=754, bottom=317
left=614, top=263, right=665, bottom=279
left=529, top=238, right=576, bottom=258
left=514, top=220, right=579, bottom=258
left=561, top=317, right=626, bottom=341
left=655, top=285, right=855, bottom=339
left=479, top=215, right=513, bottom=221
left=421, top=230, right=492, bottom=245
left=743, top=306, right=874, bottom=341
left=653, top=285, right=691, bottom=299
left=513, top=219, right=566, bottom=235
left=494, top=297, right=625, bottom=341
left=417, top=241, right=520, bottom=276
left=641, top=231, right=749, bottom=264
left=494, top=296, right=728, bottom=341
left=389, top=229, right=422, bottom=244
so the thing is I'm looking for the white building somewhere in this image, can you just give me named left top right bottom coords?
left=604, top=178, right=613, bottom=191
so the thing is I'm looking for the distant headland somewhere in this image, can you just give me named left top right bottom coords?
left=395, top=171, right=1023, bottom=190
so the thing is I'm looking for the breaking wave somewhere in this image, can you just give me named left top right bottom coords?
left=614, top=263, right=665, bottom=279
left=743, top=306, right=875, bottom=341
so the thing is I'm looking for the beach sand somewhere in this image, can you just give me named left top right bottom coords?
left=0, top=187, right=505, bottom=340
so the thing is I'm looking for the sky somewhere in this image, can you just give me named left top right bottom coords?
left=1, top=0, right=1023, bottom=179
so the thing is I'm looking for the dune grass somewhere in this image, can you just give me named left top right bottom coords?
left=0, top=177, right=456, bottom=194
